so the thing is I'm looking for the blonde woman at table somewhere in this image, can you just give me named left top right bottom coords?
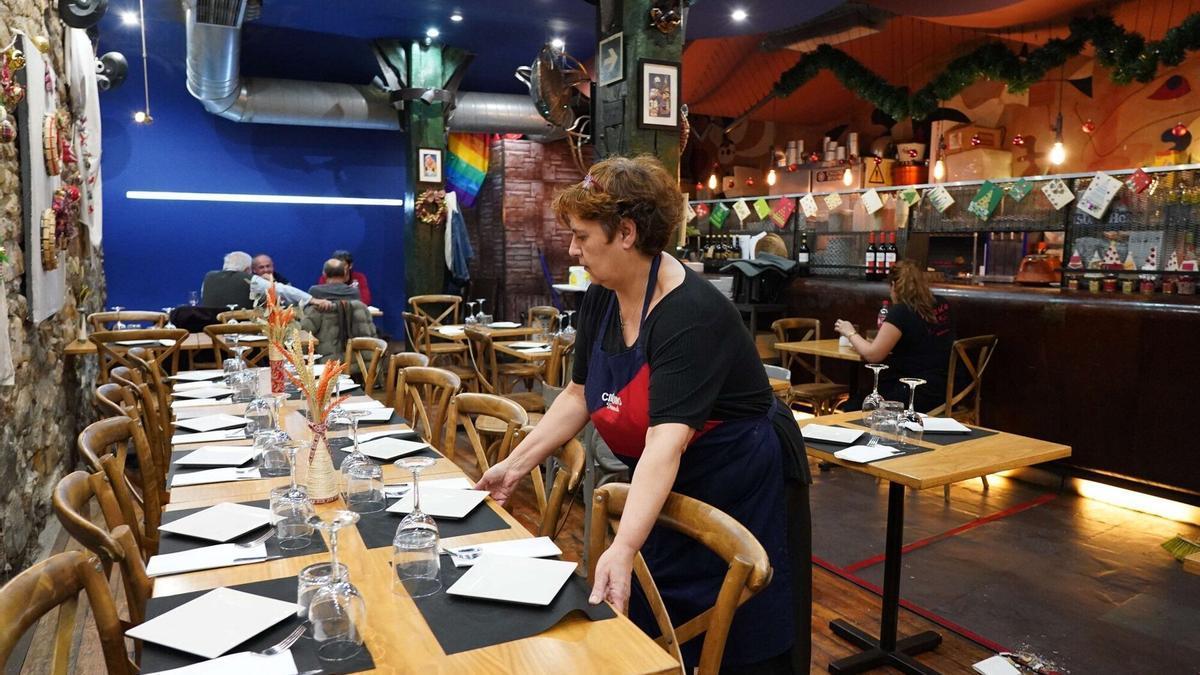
left=476, top=156, right=810, bottom=674
left=833, top=260, right=962, bottom=412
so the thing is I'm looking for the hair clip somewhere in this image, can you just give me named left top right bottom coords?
left=581, top=174, right=603, bottom=192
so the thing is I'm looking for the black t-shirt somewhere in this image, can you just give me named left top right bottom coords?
left=572, top=263, right=772, bottom=430
left=882, top=297, right=956, bottom=399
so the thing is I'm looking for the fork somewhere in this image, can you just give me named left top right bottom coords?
left=236, top=530, right=275, bottom=549
left=255, top=624, right=305, bottom=656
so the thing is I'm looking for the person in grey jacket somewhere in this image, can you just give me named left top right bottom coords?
left=308, top=259, right=362, bottom=302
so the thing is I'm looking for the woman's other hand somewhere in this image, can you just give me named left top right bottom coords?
left=588, top=543, right=636, bottom=613
left=473, top=459, right=523, bottom=506
left=833, top=319, right=857, bottom=338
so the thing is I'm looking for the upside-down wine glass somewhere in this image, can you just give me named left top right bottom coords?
left=110, top=305, right=126, bottom=330
left=393, top=455, right=440, bottom=598
left=464, top=301, right=478, bottom=326
left=474, top=298, right=487, bottom=324
left=161, top=307, right=176, bottom=329
left=306, top=510, right=366, bottom=661
left=272, top=441, right=315, bottom=549
left=337, top=409, right=382, bottom=513
left=898, top=377, right=926, bottom=450
left=862, top=364, right=889, bottom=446
left=561, top=310, right=577, bottom=337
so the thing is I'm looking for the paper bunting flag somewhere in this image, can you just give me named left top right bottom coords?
left=861, top=189, right=884, bottom=215
left=770, top=199, right=796, bottom=228
left=1007, top=178, right=1033, bottom=202
left=823, top=192, right=843, bottom=210
left=732, top=199, right=752, bottom=222
left=694, top=202, right=710, bottom=218
left=684, top=200, right=697, bottom=222
left=898, top=187, right=921, bottom=207
left=799, top=194, right=819, bottom=218
left=1078, top=173, right=1122, bottom=218
left=709, top=202, right=730, bottom=228
left=1041, top=178, right=1074, bottom=210
left=753, top=198, right=771, bottom=220
left=926, top=186, right=955, bottom=213
left=1126, top=167, right=1153, bottom=194
left=967, top=181, right=1003, bottom=220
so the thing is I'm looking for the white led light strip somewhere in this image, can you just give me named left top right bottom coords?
left=125, top=190, right=405, bottom=207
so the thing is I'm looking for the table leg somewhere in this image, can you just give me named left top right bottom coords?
left=827, top=482, right=943, bottom=674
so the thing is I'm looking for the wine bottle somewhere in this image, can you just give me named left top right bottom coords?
left=884, top=232, right=897, bottom=273
left=797, top=232, right=810, bottom=276
left=865, top=232, right=877, bottom=279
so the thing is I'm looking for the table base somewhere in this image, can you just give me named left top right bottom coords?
left=828, top=620, right=942, bottom=674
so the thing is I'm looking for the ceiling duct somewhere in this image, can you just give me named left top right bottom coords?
left=762, top=2, right=893, bottom=53
left=183, top=0, right=554, bottom=136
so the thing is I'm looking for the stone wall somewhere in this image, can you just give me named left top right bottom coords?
left=0, top=7, right=105, bottom=578
left=468, top=139, right=589, bottom=320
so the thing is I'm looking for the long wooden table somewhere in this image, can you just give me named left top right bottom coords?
left=797, top=412, right=1071, bottom=674
left=160, top=383, right=677, bottom=673
left=432, top=324, right=539, bottom=342
left=493, top=341, right=553, bottom=362
left=775, top=338, right=862, bottom=363
left=66, top=331, right=316, bottom=358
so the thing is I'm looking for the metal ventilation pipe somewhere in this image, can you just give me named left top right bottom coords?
left=183, top=0, right=555, bottom=136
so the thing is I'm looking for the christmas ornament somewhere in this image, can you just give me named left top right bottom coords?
left=0, top=119, right=14, bottom=144
left=414, top=189, right=446, bottom=226
left=31, top=36, right=50, bottom=54
left=1011, top=134, right=1026, bottom=146
left=970, top=133, right=983, bottom=147
left=6, top=47, right=24, bottom=72
left=906, top=148, right=918, bottom=159
left=744, top=176, right=755, bottom=187
left=1172, top=122, right=1189, bottom=137
left=1082, top=119, right=1096, bottom=134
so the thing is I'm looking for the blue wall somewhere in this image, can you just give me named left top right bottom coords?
left=98, top=13, right=408, bottom=335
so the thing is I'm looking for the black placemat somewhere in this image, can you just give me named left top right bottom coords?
left=413, top=556, right=615, bottom=655
left=846, top=419, right=1000, bottom=446
left=139, top=576, right=374, bottom=674
left=804, top=438, right=934, bottom=463
left=158, top=499, right=327, bottom=560
left=165, top=447, right=257, bottom=486
left=354, top=497, right=511, bottom=550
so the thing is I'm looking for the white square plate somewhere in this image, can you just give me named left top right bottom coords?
left=334, top=407, right=392, bottom=423
left=170, top=398, right=228, bottom=410
left=507, top=341, right=549, bottom=350
left=358, top=437, right=430, bottom=461
left=173, top=380, right=227, bottom=392
left=175, top=446, right=259, bottom=467
left=158, top=502, right=277, bottom=542
left=357, top=429, right=419, bottom=443
left=142, top=649, right=297, bottom=675
left=487, top=321, right=521, bottom=329
left=446, top=555, right=578, bottom=606
left=337, top=400, right=386, bottom=411
left=386, top=487, right=487, bottom=519
left=126, top=587, right=296, bottom=659
left=171, top=467, right=260, bottom=487
left=144, top=543, right=268, bottom=578
left=172, top=429, right=248, bottom=446
left=384, top=476, right=471, bottom=497
left=174, top=414, right=250, bottom=433
left=172, top=387, right=234, bottom=400
left=921, top=417, right=973, bottom=434
left=170, top=369, right=226, bottom=382
left=802, top=424, right=865, bottom=445
left=446, top=536, right=562, bottom=568
left=115, top=338, right=176, bottom=347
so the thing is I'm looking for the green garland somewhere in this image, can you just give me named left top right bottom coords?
left=772, top=13, right=1200, bottom=121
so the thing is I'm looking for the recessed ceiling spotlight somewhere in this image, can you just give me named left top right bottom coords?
left=550, top=38, right=565, bottom=50
left=731, top=8, right=748, bottom=21
left=426, top=27, right=440, bottom=38
left=120, top=10, right=139, bottom=26
left=450, top=12, right=463, bottom=22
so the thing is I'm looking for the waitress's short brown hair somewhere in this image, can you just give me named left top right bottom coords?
left=552, top=155, right=682, bottom=257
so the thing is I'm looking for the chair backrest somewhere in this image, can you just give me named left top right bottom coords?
left=541, top=334, right=577, bottom=388
left=0, top=550, right=135, bottom=675
left=513, top=426, right=586, bottom=538
left=95, top=382, right=137, bottom=419
left=447, top=393, right=528, bottom=473
left=402, top=311, right=433, bottom=355
left=108, top=362, right=173, bottom=473
left=395, top=366, right=462, bottom=452
left=770, top=317, right=830, bottom=383
left=409, top=294, right=462, bottom=327
left=344, top=336, right=387, bottom=392
left=526, top=305, right=560, bottom=328
left=928, top=335, right=998, bottom=424
left=204, top=323, right=268, bottom=366
left=385, top=352, right=430, bottom=408
left=77, top=416, right=162, bottom=556
left=464, top=326, right=501, bottom=394
left=588, top=483, right=773, bottom=675
left=53, top=470, right=153, bottom=626
left=89, top=328, right=188, bottom=383
left=87, top=310, right=167, bottom=333
left=216, top=308, right=261, bottom=323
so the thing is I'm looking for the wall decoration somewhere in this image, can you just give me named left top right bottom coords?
left=732, top=198, right=751, bottom=222
left=799, top=193, right=818, bottom=218
left=639, top=59, right=679, bottom=130
left=598, top=32, right=623, bottom=86
left=861, top=189, right=884, bottom=215
left=1007, top=178, right=1033, bottom=202
left=414, top=189, right=446, bottom=226
left=822, top=192, right=843, bottom=210
left=753, top=198, right=771, bottom=220
left=67, top=27, right=103, bottom=247
left=1078, top=173, right=1124, bottom=219
left=1126, top=168, right=1153, bottom=193
left=967, top=181, right=1002, bottom=220
left=709, top=202, right=730, bottom=228
left=770, top=199, right=795, bottom=228
left=1041, top=178, right=1075, bottom=210
left=418, top=147, right=442, bottom=183
left=926, top=186, right=955, bottom=213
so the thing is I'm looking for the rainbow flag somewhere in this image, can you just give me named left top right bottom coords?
left=445, top=133, right=490, bottom=207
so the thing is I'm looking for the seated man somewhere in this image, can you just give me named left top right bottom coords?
left=316, top=249, right=372, bottom=306
left=252, top=253, right=290, bottom=286
left=202, top=251, right=331, bottom=310
left=300, top=296, right=377, bottom=366
left=308, top=258, right=362, bottom=302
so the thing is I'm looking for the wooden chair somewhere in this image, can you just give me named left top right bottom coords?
left=588, top=483, right=773, bottom=674
left=78, top=416, right=163, bottom=556
left=403, top=310, right=471, bottom=371
left=541, top=333, right=577, bottom=389
left=409, top=293, right=463, bottom=327
left=108, top=364, right=173, bottom=475
left=526, top=305, right=560, bottom=330
left=344, top=336, right=387, bottom=393
left=87, top=310, right=167, bottom=333
left=0, top=550, right=136, bottom=675
left=930, top=335, right=999, bottom=500
left=447, top=393, right=528, bottom=475
left=89, top=327, right=188, bottom=383
left=53, top=470, right=153, bottom=627
left=216, top=308, right=261, bottom=323
left=513, top=426, right=586, bottom=539
left=204, top=322, right=269, bottom=366
left=464, top=326, right=544, bottom=413
left=384, top=352, right=430, bottom=408
left=394, top=366, right=462, bottom=453
left=771, top=318, right=848, bottom=416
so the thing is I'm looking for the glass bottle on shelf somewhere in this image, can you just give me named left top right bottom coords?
left=865, top=232, right=877, bottom=279
left=797, top=232, right=810, bottom=276
left=887, top=232, right=899, bottom=272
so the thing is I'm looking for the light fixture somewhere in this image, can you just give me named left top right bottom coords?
left=135, top=0, right=151, bottom=124
left=731, top=8, right=748, bottom=21
left=1049, top=112, right=1066, bottom=166
left=932, top=158, right=945, bottom=181
left=425, top=27, right=440, bottom=39
left=766, top=168, right=777, bottom=186
left=119, top=10, right=139, bottom=26
left=707, top=172, right=718, bottom=191
left=842, top=167, right=853, bottom=187
left=550, top=38, right=565, bottom=51
left=132, top=110, right=151, bottom=124
left=126, top=190, right=405, bottom=207
left=449, top=12, right=463, bottom=22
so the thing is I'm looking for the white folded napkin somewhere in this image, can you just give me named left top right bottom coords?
left=145, top=650, right=298, bottom=675
left=173, top=429, right=248, bottom=446
left=173, top=380, right=227, bottom=392
left=171, top=398, right=230, bottom=410
left=921, top=417, right=973, bottom=434
left=171, top=467, right=261, bottom=487
left=833, top=445, right=902, bottom=463
left=357, top=429, right=419, bottom=443
left=169, top=369, right=226, bottom=382
left=437, top=326, right=466, bottom=336
left=447, top=536, right=561, bottom=568
left=145, top=542, right=269, bottom=577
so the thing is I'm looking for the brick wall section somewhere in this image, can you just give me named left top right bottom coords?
left=0, top=5, right=105, bottom=577
left=469, top=139, right=590, bottom=320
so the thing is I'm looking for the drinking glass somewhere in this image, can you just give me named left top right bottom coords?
left=244, top=397, right=274, bottom=437
left=297, top=561, right=348, bottom=619
left=395, top=456, right=438, bottom=532
left=876, top=401, right=905, bottom=447
left=862, top=364, right=888, bottom=445
left=474, top=298, right=487, bottom=324
left=561, top=310, right=577, bottom=337
left=271, top=485, right=314, bottom=550
left=269, top=393, right=290, bottom=435
left=109, top=306, right=126, bottom=331
left=307, top=511, right=366, bottom=661
left=188, top=291, right=199, bottom=307
left=898, top=378, right=927, bottom=450
left=256, top=430, right=290, bottom=477
left=393, top=518, right=441, bottom=598
left=337, top=409, right=383, bottom=513
left=464, top=301, right=478, bottom=326
left=231, top=369, right=258, bottom=404
left=223, top=357, right=244, bottom=387
left=161, top=307, right=176, bottom=329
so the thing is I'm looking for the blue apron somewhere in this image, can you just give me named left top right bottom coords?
left=583, top=255, right=794, bottom=667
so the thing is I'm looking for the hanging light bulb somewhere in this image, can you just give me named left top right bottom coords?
left=932, top=158, right=946, bottom=182
left=766, top=168, right=777, bottom=186
left=1049, top=139, right=1066, bottom=165
left=842, top=167, right=853, bottom=187
left=707, top=172, right=718, bottom=191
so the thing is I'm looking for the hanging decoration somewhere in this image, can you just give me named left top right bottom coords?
left=415, top=189, right=447, bottom=226
left=771, top=14, right=1200, bottom=122
left=1082, top=119, right=1097, bottom=134
left=1041, top=178, right=1075, bottom=210
left=42, top=113, right=60, bottom=175
left=1126, top=167, right=1154, bottom=193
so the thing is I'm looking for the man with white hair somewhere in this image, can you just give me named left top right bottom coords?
left=202, top=251, right=331, bottom=309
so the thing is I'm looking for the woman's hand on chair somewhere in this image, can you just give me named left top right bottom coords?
left=589, top=542, right=635, bottom=613
left=474, top=458, right=523, bottom=506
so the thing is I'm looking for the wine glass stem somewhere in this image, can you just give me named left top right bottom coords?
left=907, top=385, right=916, bottom=413
left=351, top=417, right=360, bottom=453
left=328, top=528, right=340, bottom=579
left=411, top=468, right=422, bottom=514
left=289, top=448, right=299, bottom=492
left=871, top=368, right=881, bottom=396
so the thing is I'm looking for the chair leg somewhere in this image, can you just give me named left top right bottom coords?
left=980, top=475, right=989, bottom=492
left=943, top=484, right=951, bottom=501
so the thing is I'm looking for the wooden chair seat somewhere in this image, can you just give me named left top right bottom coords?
left=499, top=362, right=542, bottom=379
left=772, top=317, right=847, bottom=417
left=476, top=411, right=542, bottom=434
left=428, top=341, right=468, bottom=355
left=787, top=382, right=849, bottom=416
left=503, top=391, right=546, bottom=414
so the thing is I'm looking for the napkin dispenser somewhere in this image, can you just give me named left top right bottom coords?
left=1015, top=254, right=1062, bottom=285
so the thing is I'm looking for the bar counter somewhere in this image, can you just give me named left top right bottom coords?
left=782, top=277, right=1200, bottom=502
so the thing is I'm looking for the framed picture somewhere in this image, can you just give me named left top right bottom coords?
left=598, top=32, right=623, bottom=86
left=639, top=59, right=679, bottom=130
left=418, top=148, right=442, bottom=183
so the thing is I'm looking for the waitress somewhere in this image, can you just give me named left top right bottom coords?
left=476, top=156, right=810, bottom=673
